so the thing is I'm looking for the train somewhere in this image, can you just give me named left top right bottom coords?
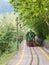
left=26, top=30, right=37, bottom=46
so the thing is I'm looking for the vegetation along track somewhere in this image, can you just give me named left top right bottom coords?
left=30, top=47, right=39, bottom=65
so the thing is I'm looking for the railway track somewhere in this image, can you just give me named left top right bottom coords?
left=30, top=47, right=39, bottom=65
left=33, top=47, right=39, bottom=65
left=30, top=47, right=33, bottom=65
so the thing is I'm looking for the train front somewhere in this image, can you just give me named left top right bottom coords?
left=26, top=31, right=36, bottom=47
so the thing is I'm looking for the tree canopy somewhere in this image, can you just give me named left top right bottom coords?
left=10, top=0, right=49, bottom=40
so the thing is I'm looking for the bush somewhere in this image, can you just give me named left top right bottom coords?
left=18, top=35, right=23, bottom=43
left=46, top=36, right=49, bottom=42
left=0, top=27, right=16, bottom=53
left=0, top=15, right=16, bottom=53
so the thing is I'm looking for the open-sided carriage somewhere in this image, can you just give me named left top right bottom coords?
left=26, top=31, right=36, bottom=46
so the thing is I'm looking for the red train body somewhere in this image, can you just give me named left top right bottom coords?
left=26, top=42, right=36, bottom=47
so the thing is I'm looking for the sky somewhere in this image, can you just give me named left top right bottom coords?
left=0, top=0, right=14, bottom=14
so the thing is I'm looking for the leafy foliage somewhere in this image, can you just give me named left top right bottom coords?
left=46, top=36, right=49, bottom=41
left=10, top=0, right=49, bottom=40
left=0, top=13, right=17, bottom=53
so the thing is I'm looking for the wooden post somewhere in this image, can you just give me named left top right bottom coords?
left=16, top=17, right=19, bottom=50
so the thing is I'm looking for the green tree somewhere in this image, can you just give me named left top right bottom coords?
left=0, top=13, right=17, bottom=53
left=10, top=0, right=49, bottom=40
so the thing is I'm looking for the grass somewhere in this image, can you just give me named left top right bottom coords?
left=0, top=42, right=18, bottom=65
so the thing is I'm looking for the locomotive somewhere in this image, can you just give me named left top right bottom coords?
left=26, top=30, right=36, bottom=46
